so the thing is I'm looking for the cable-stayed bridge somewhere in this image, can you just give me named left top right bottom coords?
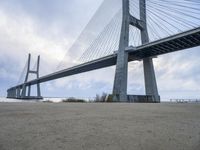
left=7, top=0, right=200, bottom=102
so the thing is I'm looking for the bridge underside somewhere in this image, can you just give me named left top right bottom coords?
left=129, top=27, right=200, bottom=59
left=7, top=27, right=200, bottom=101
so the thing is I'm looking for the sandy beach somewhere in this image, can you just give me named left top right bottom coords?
left=0, top=102, right=199, bottom=150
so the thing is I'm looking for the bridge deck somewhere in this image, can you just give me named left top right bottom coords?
left=8, top=27, right=200, bottom=90
left=129, top=27, right=200, bottom=59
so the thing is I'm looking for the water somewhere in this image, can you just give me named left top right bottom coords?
left=0, top=97, right=91, bottom=103
left=0, top=97, right=49, bottom=103
left=0, top=97, right=27, bottom=102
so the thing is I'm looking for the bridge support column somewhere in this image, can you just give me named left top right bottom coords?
left=14, top=88, right=17, bottom=98
left=16, top=88, right=21, bottom=98
left=8, top=88, right=16, bottom=98
left=36, top=55, right=41, bottom=98
left=7, top=89, right=12, bottom=98
left=112, top=0, right=129, bottom=102
left=8, top=90, right=11, bottom=98
left=140, top=0, right=160, bottom=102
left=8, top=89, right=12, bottom=98
left=37, top=84, right=41, bottom=97
left=28, top=85, right=31, bottom=97
left=143, top=58, right=160, bottom=102
left=21, top=85, right=27, bottom=99
left=6, top=90, right=9, bottom=98
left=10, top=89, right=13, bottom=98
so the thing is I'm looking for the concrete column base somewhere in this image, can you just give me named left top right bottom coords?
left=107, top=94, right=160, bottom=103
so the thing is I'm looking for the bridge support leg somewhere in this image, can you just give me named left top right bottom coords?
left=140, top=0, right=160, bottom=102
left=143, top=58, right=160, bottom=102
left=7, top=89, right=12, bottom=98
left=113, top=53, right=128, bottom=101
left=9, top=89, right=16, bottom=98
left=9, top=90, right=12, bottom=98
left=112, top=0, right=129, bottom=102
left=17, top=88, right=21, bottom=98
left=36, top=55, right=41, bottom=98
left=14, top=88, right=17, bottom=98
left=21, top=85, right=27, bottom=99
left=37, top=83, right=41, bottom=97
left=6, top=90, right=9, bottom=98
left=28, top=85, right=31, bottom=97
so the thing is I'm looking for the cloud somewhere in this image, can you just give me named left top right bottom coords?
left=0, top=7, right=79, bottom=76
left=154, top=48, right=200, bottom=99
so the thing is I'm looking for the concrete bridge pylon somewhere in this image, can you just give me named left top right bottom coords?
left=112, top=0, right=160, bottom=102
left=7, top=53, right=42, bottom=100
left=21, top=53, right=42, bottom=99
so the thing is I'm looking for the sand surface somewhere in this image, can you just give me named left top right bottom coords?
left=0, top=102, right=199, bottom=150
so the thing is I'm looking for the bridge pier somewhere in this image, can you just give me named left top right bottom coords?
left=12, top=89, right=16, bottom=98
left=7, top=89, right=12, bottom=98
left=9, top=89, right=14, bottom=98
left=7, top=88, right=17, bottom=99
left=143, top=58, right=160, bottom=102
left=21, top=84, right=27, bottom=99
left=112, top=0, right=160, bottom=102
left=16, top=87, right=21, bottom=98
left=140, top=0, right=160, bottom=102
left=37, top=83, right=41, bottom=98
left=112, top=0, right=129, bottom=102
left=28, top=85, right=31, bottom=97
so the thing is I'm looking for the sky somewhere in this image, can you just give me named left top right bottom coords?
left=0, top=0, right=200, bottom=101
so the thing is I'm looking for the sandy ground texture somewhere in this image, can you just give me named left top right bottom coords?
left=0, top=102, right=199, bottom=150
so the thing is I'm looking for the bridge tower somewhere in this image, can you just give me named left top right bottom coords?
left=113, top=0, right=160, bottom=102
left=20, top=54, right=42, bottom=99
